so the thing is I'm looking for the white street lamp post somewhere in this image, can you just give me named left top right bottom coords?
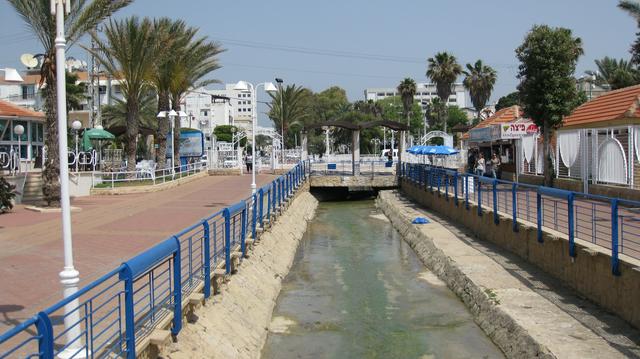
left=234, top=81, right=277, bottom=194
left=158, top=110, right=178, bottom=177
left=52, top=0, right=85, bottom=357
left=72, top=120, right=82, bottom=172
left=14, top=125, right=24, bottom=173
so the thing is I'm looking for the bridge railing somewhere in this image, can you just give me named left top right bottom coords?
left=309, top=159, right=396, bottom=177
left=0, top=161, right=309, bottom=359
left=401, top=163, right=640, bottom=276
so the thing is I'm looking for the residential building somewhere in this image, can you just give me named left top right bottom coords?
left=364, top=82, right=468, bottom=112
left=209, top=84, right=254, bottom=130
left=0, top=99, right=45, bottom=168
left=576, top=76, right=610, bottom=101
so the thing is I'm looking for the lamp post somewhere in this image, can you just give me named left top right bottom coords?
left=157, top=110, right=177, bottom=176
left=234, top=80, right=277, bottom=193
left=275, top=78, right=284, bottom=168
left=51, top=0, right=85, bottom=357
left=72, top=120, right=82, bottom=172
left=14, top=125, right=24, bottom=173
left=370, top=138, right=381, bottom=156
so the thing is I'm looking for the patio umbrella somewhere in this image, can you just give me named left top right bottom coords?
left=425, top=145, right=459, bottom=156
left=82, top=128, right=115, bottom=151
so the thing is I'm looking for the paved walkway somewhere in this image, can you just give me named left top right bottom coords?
left=0, top=174, right=275, bottom=333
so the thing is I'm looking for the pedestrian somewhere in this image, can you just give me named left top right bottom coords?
left=475, top=153, right=485, bottom=177
left=245, top=153, right=253, bottom=173
left=467, top=150, right=476, bottom=174
left=491, top=152, right=501, bottom=179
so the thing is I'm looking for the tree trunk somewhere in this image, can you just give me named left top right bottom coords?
left=543, top=122, right=554, bottom=187
left=156, top=92, right=170, bottom=168
left=126, top=101, right=139, bottom=177
left=42, top=72, right=61, bottom=207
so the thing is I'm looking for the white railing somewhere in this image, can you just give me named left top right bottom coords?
left=0, top=151, right=20, bottom=175
left=91, top=161, right=208, bottom=189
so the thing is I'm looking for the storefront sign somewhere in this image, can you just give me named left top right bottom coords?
left=469, top=127, right=493, bottom=142
left=500, top=122, right=538, bottom=139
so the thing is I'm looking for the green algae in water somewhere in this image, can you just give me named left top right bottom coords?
left=262, top=200, right=504, bottom=359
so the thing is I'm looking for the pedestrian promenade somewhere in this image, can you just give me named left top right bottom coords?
left=0, top=174, right=275, bottom=333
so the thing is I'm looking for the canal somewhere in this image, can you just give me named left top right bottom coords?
left=262, top=199, right=504, bottom=358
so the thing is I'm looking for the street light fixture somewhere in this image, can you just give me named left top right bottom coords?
left=13, top=124, right=24, bottom=173
left=0, top=68, right=24, bottom=82
left=72, top=120, right=82, bottom=172
left=234, top=80, right=277, bottom=193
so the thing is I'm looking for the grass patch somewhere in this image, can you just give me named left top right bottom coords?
left=484, top=288, right=500, bottom=305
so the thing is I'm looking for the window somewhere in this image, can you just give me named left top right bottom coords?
left=377, top=92, right=385, bottom=97
left=247, top=100, right=251, bottom=104
left=113, top=85, right=122, bottom=94
left=99, top=86, right=106, bottom=95
left=21, top=85, right=35, bottom=100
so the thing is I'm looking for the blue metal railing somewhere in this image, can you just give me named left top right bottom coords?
left=401, top=162, right=640, bottom=276
left=0, top=161, right=309, bottom=359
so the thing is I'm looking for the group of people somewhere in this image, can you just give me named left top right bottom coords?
left=468, top=150, right=501, bottom=179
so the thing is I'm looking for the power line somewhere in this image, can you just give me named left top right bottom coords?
left=224, top=62, right=401, bottom=80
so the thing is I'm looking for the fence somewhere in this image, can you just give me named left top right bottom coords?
left=400, top=163, right=640, bottom=276
left=91, top=162, right=208, bottom=189
left=0, top=161, right=309, bottom=359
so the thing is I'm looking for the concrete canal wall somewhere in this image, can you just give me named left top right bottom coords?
left=159, top=189, right=318, bottom=359
left=377, top=190, right=626, bottom=358
left=398, top=178, right=640, bottom=330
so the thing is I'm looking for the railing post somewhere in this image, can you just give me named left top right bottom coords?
left=171, top=236, right=182, bottom=336
left=493, top=180, right=499, bottom=224
left=536, top=190, right=543, bottom=243
left=568, top=193, right=575, bottom=258
left=251, top=194, right=257, bottom=240
left=477, top=180, right=483, bottom=216
left=259, top=189, right=264, bottom=226
left=202, top=220, right=211, bottom=299
left=465, top=174, right=470, bottom=210
left=445, top=172, right=449, bottom=200
left=36, top=312, right=54, bottom=359
left=224, top=209, right=231, bottom=274
left=453, top=172, right=459, bottom=205
left=241, top=207, right=247, bottom=256
left=512, top=183, right=518, bottom=232
left=120, top=266, right=136, bottom=359
left=611, top=199, right=620, bottom=275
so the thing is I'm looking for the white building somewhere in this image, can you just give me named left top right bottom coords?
left=181, top=84, right=255, bottom=132
left=364, top=82, right=468, bottom=112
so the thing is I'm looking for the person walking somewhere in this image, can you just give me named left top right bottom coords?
left=491, top=152, right=501, bottom=179
left=475, top=153, right=485, bottom=177
left=245, top=153, right=253, bottom=173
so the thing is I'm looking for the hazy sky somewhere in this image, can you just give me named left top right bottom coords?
left=0, top=0, right=637, bottom=124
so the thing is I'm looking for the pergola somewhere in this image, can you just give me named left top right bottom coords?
left=303, top=120, right=409, bottom=175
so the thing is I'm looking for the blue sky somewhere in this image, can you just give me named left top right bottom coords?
left=0, top=0, right=637, bottom=123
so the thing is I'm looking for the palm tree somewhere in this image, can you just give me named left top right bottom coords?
left=168, top=36, right=224, bottom=166
left=150, top=19, right=197, bottom=168
left=586, top=57, right=639, bottom=89
left=463, top=60, right=497, bottom=120
left=426, top=52, right=462, bottom=133
left=88, top=16, right=158, bottom=174
left=267, top=84, right=310, bottom=148
left=619, top=1, right=640, bottom=64
left=397, top=78, right=417, bottom=129
left=8, top=0, right=131, bottom=206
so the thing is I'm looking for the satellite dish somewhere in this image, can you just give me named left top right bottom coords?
left=20, top=54, right=38, bottom=69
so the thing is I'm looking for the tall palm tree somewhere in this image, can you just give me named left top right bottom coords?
left=586, top=57, right=639, bottom=89
left=8, top=0, right=131, bottom=206
left=88, top=16, right=158, bottom=174
left=267, top=84, right=310, bottom=147
left=426, top=52, right=462, bottom=133
left=150, top=19, right=197, bottom=168
left=463, top=60, right=497, bottom=120
left=619, top=1, right=640, bottom=64
left=397, top=78, right=417, bottom=129
left=168, top=36, right=224, bottom=166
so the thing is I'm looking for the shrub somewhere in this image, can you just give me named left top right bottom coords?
left=0, top=176, right=16, bottom=213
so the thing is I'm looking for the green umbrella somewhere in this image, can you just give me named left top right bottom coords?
left=82, top=128, right=115, bottom=151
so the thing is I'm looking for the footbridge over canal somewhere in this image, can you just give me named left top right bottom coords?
left=303, top=119, right=407, bottom=190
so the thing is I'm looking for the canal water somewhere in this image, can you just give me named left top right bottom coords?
left=262, top=200, right=504, bottom=359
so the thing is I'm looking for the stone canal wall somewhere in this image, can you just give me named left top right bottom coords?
left=377, top=190, right=625, bottom=358
left=398, top=179, right=640, bottom=330
left=160, top=189, right=318, bottom=359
